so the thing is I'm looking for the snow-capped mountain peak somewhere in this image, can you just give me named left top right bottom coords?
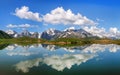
left=20, top=30, right=31, bottom=37
left=5, top=30, right=18, bottom=38
left=5, top=30, right=17, bottom=35
left=41, top=28, right=94, bottom=40
left=64, top=27, right=75, bottom=31
left=46, top=28, right=56, bottom=35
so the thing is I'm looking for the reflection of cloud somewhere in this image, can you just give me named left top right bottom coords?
left=82, top=44, right=120, bottom=53
left=43, top=54, right=95, bottom=71
left=7, top=51, right=39, bottom=56
left=14, top=58, right=42, bottom=73
left=14, top=54, right=95, bottom=73
left=109, top=44, right=120, bottom=53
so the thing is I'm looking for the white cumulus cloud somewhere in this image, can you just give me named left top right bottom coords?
left=83, top=26, right=120, bottom=39
left=7, top=24, right=38, bottom=29
left=83, top=26, right=107, bottom=38
left=109, top=27, right=119, bottom=34
left=14, top=6, right=42, bottom=22
left=43, top=7, right=96, bottom=26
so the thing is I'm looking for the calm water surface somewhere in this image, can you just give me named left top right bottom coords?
left=0, top=44, right=120, bottom=75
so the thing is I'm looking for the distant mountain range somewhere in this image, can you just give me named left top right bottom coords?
left=5, top=30, right=41, bottom=38
left=41, top=28, right=95, bottom=40
left=3, top=27, right=120, bottom=40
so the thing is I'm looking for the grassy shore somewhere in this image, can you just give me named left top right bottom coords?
left=0, top=37, right=120, bottom=46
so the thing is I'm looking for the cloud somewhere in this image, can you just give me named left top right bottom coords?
left=64, top=27, right=75, bottom=31
left=6, top=24, right=38, bottom=29
left=6, top=24, right=17, bottom=28
left=109, top=27, right=119, bottom=34
left=96, top=18, right=104, bottom=22
left=13, top=6, right=96, bottom=26
left=83, top=26, right=107, bottom=38
left=109, top=27, right=120, bottom=38
left=43, top=7, right=96, bottom=26
left=14, top=6, right=42, bottom=22
left=83, top=26, right=120, bottom=38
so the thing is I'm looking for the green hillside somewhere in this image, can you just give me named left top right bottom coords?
left=0, top=30, right=12, bottom=39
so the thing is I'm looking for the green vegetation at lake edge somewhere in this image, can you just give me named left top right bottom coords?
left=0, top=30, right=12, bottom=39
left=1, top=37, right=120, bottom=46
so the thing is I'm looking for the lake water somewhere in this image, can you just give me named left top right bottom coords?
left=0, top=44, right=120, bottom=75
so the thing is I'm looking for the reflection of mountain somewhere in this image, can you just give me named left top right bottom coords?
left=6, top=44, right=41, bottom=56
left=14, top=54, right=95, bottom=73
left=0, top=44, right=9, bottom=50
left=5, top=44, right=18, bottom=50
left=41, top=44, right=120, bottom=53
left=41, top=44, right=60, bottom=51
left=4, top=44, right=120, bottom=57
left=41, top=44, right=91, bottom=52
left=5, top=44, right=41, bottom=51
left=63, top=45, right=91, bottom=52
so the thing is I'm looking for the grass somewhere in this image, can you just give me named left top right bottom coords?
left=0, top=37, right=120, bottom=46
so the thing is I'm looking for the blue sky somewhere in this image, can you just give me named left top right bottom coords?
left=0, top=0, right=120, bottom=33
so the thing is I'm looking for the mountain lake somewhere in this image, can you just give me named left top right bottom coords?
left=0, top=44, right=120, bottom=75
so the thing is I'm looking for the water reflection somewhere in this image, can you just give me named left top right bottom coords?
left=0, top=44, right=9, bottom=50
left=0, top=44, right=120, bottom=74
left=5, top=44, right=42, bottom=56
left=4, top=44, right=120, bottom=55
left=81, top=44, right=120, bottom=53
left=14, top=54, right=95, bottom=73
left=15, top=58, right=42, bottom=73
left=41, top=44, right=60, bottom=51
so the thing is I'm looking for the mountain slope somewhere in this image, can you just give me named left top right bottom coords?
left=41, top=28, right=62, bottom=40
left=0, top=30, right=12, bottom=39
left=41, top=28, right=94, bottom=40
left=58, top=29, right=93, bottom=38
